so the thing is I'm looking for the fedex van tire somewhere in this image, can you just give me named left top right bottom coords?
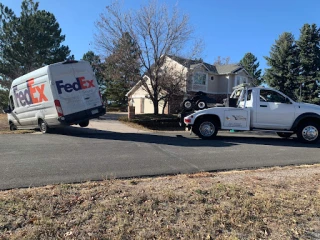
left=39, top=120, right=50, bottom=134
left=79, top=120, right=89, bottom=127
left=9, top=123, right=17, bottom=131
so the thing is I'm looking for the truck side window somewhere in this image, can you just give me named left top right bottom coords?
left=260, top=90, right=286, bottom=103
left=9, top=96, right=15, bottom=110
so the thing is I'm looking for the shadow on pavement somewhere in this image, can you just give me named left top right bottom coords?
left=50, top=126, right=320, bottom=149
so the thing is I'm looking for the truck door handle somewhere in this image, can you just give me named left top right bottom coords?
left=260, top=105, right=267, bottom=107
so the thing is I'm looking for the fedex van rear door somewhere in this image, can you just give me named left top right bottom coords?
left=49, top=61, right=101, bottom=117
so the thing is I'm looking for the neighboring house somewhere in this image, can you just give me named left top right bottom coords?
left=126, top=55, right=253, bottom=114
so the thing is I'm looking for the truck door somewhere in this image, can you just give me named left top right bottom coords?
left=254, top=89, right=295, bottom=129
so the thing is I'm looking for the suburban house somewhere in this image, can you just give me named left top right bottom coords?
left=126, top=55, right=253, bottom=114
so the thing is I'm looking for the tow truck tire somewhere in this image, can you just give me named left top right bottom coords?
left=182, top=99, right=193, bottom=111
left=297, top=121, right=319, bottom=143
left=196, top=100, right=207, bottom=110
left=276, top=132, right=292, bottom=138
left=193, top=118, right=218, bottom=139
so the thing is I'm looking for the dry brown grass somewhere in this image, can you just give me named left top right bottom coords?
left=0, top=113, right=35, bottom=134
left=1, top=165, right=320, bottom=240
left=0, top=114, right=8, bottom=131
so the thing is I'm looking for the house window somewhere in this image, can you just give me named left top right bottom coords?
left=193, top=72, right=207, bottom=85
left=235, top=76, right=247, bottom=86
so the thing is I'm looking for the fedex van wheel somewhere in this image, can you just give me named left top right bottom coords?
left=9, top=123, right=17, bottom=131
left=79, top=120, right=89, bottom=127
left=39, top=120, right=50, bottom=133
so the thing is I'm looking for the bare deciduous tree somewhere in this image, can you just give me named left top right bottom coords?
left=94, top=0, right=202, bottom=114
left=213, top=56, right=231, bottom=65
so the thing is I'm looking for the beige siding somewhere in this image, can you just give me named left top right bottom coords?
left=207, top=72, right=252, bottom=95
left=206, top=75, right=231, bottom=94
left=144, top=98, right=154, bottom=114
left=133, top=98, right=142, bottom=113
left=207, top=74, right=218, bottom=92
left=163, top=56, right=188, bottom=92
left=129, top=82, right=166, bottom=114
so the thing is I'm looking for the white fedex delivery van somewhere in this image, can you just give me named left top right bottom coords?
left=4, top=60, right=106, bottom=133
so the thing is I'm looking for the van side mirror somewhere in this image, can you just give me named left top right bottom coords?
left=2, top=106, right=12, bottom=113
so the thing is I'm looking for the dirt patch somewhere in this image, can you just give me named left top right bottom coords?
left=0, top=114, right=8, bottom=131
left=1, top=165, right=319, bottom=239
left=0, top=114, right=35, bottom=134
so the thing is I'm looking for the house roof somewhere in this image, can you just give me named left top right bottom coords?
left=125, top=79, right=143, bottom=97
left=214, top=64, right=243, bottom=74
left=167, top=55, right=243, bottom=74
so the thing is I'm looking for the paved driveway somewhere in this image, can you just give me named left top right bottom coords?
left=0, top=113, right=319, bottom=190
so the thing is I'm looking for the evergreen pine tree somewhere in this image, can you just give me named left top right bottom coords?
left=0, top=89, right=8, bottom=108
left=82, top=51, right=105, bottom=91
left=296, top=23, right=320, bottom=104
left=102, top=32, right=140, bottom=106
left=0, top=0, right=70, bottom=88
left=240, top=52, right=262, bottom=86
left=264, top=32, right=300, bottom=100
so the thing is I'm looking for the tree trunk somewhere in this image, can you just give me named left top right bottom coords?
left=162, top=99, right=168, bottom=114
left=153, top=99, right=159, bottom=115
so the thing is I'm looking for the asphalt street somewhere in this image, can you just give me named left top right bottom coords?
left=0, top=116, right=319, bottom=190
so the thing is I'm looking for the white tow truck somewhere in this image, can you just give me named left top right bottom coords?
left=183, top=84, right=320, bottom=143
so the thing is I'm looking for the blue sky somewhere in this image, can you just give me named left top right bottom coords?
left=2, top=0, right=320, bottom=73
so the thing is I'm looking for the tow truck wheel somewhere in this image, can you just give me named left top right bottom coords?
left=196, top=100, right=207, bottom=110
left=194, top=118, right=218, bottom=139
left=276, top=132, right=292, bottom=138
left=297, top=121, right=319, bottom=143
left=182, top=99, right=193, bottom=111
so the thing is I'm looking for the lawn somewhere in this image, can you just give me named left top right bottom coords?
left=119, top=113, right=183, bottom=130
left=1, top=165, right=320, bottom=239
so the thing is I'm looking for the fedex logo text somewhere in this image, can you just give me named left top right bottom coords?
left=14, top=79, right=48, bottom=107
left=56, top=77, right=95, bottom=94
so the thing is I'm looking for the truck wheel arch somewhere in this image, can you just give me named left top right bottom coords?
left=193, top=114, right=221, bottom=129
left=291, top=113, right=320, bottom=131
left=192, top=114, right=221, bottom=139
